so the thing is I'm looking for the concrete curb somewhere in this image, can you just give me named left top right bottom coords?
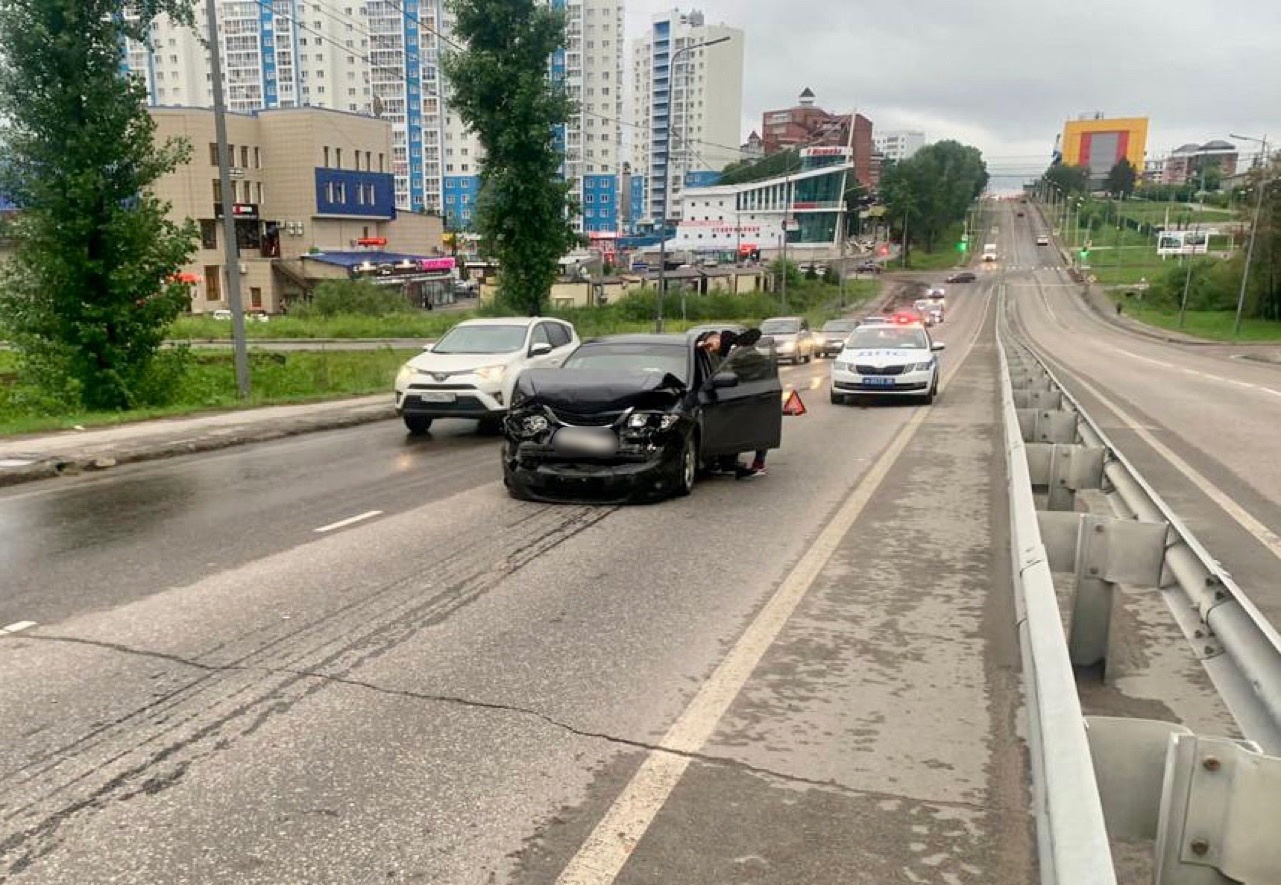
left=0, top=404, right=397, bottom=490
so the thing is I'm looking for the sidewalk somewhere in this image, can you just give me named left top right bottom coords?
left=0, top=395, right=394, bottom=488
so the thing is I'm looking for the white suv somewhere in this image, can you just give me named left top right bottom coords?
left=829, top=321, right=945, bottom=405
left=394, top=317, right=579, bottom=434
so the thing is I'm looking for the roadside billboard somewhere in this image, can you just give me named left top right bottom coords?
left=1156, top=230, right=1209, bottom=257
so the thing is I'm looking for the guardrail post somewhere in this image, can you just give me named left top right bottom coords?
left=1071, top=518, right=1115, bottom=668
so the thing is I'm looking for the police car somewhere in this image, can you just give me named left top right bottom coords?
left=829, top=316, right=945, bottom=406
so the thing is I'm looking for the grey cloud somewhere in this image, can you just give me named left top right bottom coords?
left=630, top=0, right=1281, bottom=179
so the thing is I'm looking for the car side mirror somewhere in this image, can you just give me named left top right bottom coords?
left=710, top=371, right=739, bottom=389
left=931, top=342, right=946, bottom=352
left=421, top=343, right=434, bottom=352
left=529, top=342, right=553, bottom=357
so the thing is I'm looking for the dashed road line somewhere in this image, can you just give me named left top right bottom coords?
left=2, top=621, right=37, bottom=635
left=314, top=510, right=384, bottom=534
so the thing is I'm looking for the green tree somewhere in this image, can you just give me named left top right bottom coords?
left=0, top=0, right=199, bottom=411
left=1044, top=163, right=1091, bottom=195
left=442, top=0, right=577, bottom=316
left=880, top=140, right=988, bottom=256
left=1105, top=159, right=1137, bottom=197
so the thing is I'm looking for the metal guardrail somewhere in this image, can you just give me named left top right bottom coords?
left=996, top=290, right=1281, bottom=884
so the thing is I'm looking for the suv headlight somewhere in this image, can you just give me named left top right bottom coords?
left=396, top=364, right=413, bottom=389
left=911, top=360, right=936, bottom=372
left=472, top=364, right=507, bottom=382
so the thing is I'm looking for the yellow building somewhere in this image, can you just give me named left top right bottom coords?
left=1060, top=116, right=1149, bottom=181
left=149, top=106, right=446, bottom=314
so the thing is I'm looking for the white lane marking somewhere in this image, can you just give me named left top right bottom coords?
left=554, top=297, right=990, bottom=885
left=2, top=621, right=37, bottom=634
left=1117, top=350, right=1281, bottom=398
left=1040, top=353, right=1281, bottom=563
left=314, top=510, right=384, bottom=534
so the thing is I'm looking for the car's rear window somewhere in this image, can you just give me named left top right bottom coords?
left=761, top=319, right=801, bottom=335
left=846, top=327, right=930, bottom=350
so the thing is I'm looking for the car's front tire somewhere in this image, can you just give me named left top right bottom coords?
left=403, top=414, right=433, bottom=435
left=830, top=390, right=846, bottom=406
left=673, top=432, right=697, bottom=497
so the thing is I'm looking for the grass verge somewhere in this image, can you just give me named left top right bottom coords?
left=0, top=348, right=416, bottom=437
left=1113, top=302, right=1281, bottom=342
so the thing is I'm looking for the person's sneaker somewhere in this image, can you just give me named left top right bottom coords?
left=750, top=459, right=767, bottom=474
left=736, top=464, right=765, bottom=479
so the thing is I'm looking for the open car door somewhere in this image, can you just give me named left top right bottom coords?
left=698, top=345, right=783, bottom=458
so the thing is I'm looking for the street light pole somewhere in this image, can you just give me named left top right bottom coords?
left=1230, top=134, right=1270, bottom=338
left=654, top=35, right=730, bottom=333
left=781, top=173, right=791, bottom=310
left=206, top=0, right=251, bottom=397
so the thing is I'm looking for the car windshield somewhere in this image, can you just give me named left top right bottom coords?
left=821, top=320, right=857, bottom=333
left=760, top=319, right=800, bottom=335
left=846, top=327, right=930, bottom=350
left=562, top=343, right=689, bottom=382
left=432, top=324, right=528, bottom=355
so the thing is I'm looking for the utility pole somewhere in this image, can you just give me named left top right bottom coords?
left=206, top=0, right=251, bottom=398
left=654, top=35, right=730, bottom=333
left=1231, top=134, right=1270, bottom=338
left=781, top=173, right=790, bottom=311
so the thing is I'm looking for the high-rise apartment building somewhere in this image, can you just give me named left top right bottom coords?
left=125, top=0, right=625, bottom=232
left=873, top=130, right=925, bottom=163
left=630, top=9, right=744, bottom=228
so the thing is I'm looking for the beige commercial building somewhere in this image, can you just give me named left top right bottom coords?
left=150, top=106, right=445, bottom=314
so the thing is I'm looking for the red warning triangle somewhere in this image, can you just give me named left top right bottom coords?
left=782, top=389, right=807, bottom=416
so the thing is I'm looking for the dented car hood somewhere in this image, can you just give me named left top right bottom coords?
left=513, top=369, right=686, bottom=413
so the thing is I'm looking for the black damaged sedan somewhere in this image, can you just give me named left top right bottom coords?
left=502, top=333, right=782, bottom=503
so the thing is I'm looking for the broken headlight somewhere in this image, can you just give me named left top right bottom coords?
left=623, top=411, right=680, bottom=435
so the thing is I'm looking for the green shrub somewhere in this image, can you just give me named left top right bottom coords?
left=293, top=279, right=414, bottom=318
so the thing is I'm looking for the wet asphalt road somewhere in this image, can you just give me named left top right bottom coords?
left=7, top=264, right=1229, bottom=882
left=997, top=202, right=1281, bottom=628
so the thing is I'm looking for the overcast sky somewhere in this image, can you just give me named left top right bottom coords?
left=626, top=1, right=1281, bottom=187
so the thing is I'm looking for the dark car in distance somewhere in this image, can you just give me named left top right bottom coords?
left=503, top=334, right=782, bottom=503
left=945, top=271, right=977, bottom=283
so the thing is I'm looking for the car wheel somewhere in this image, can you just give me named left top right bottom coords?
left=802, top=352, right=812, bottom=364
left=829, top=390, right=845, bottom=406
left=673, top=432, right=697, bottom=497
left=923, top=377, right=938, bottom=405
left=403, top=415, right=433, bottom=435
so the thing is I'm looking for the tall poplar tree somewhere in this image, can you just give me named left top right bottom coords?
left=0, top=0, right=198, bottom=410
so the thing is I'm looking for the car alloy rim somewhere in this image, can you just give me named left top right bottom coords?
left=683, top=438, right=696, bottom=489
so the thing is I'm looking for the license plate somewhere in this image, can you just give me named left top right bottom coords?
left=863, top=377, right=895, bottom=388
left=553, top=427, right=617, bottom=455
left=418, top=392, right=456, bottom=403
